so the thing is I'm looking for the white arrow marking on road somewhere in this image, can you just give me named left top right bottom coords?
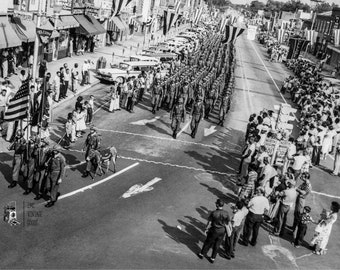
left=204, top=125, right=217, bottom=137
left=122, top=177, right=162, bottom=198
left=130, top=116, right=161, bottom=126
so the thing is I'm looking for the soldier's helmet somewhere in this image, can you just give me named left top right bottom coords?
left=197, top=95, right=203, bottom=101
left=178, top=97, right=184, bottom=104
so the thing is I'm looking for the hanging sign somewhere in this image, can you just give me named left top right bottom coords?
left=36, top=28, right=53, bottom=44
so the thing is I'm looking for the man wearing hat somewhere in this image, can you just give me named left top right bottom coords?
left=170, top=98, right=186, bottom=139
left=8, top=130, right=27, bottom=188
left=190, top=96, right=204, bottom=138
left=83, top=127, right=100, bottom=159
left=197, top=198, right=230, bottom=263
left=242, top=187, right=269, bottom=246
left=45, top=149, right=66, bottom=207
left=218, top=95, right=230, bottom=127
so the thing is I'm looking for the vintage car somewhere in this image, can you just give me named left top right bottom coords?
left=124, top=55, right=160, bottom=64
left=96, top=61, right=167, bottom=83
left=141, top=52, right=179, bottom=62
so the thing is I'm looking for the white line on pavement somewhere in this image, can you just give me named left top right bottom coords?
left=177, top=120, right=191, bottom=137
left=119, top=155, right=235, bottom=176
left=56, top=162, right=139, bottom=201
left=95, top=127, right=235, bottom=153
left=250, top=41, right=288, bottom=104
left=311, top=190, right=340, bottom=199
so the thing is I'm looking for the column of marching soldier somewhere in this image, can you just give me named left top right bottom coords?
left=5, top=30, right=237, bottom=208
left=151, top=31, right=236, bottom=139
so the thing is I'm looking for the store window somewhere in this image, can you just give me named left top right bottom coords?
left=58, top=30, right=69, bottom=51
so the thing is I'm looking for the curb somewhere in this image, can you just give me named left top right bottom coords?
left=52, top=78, right=100, bottom=110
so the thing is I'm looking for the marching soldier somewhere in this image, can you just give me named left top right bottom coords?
left=170, top=98, right=186, bottom=139
left=82, top=148, right=102, bottom=178
left=218, top=95, right=231, bottom=127
left=204, top=87, right=216, bottom=119
left=83, top=127, right=100, bottom=159
left=45, top=149, right=66, bottom=208
left=151, top=83, right=162, bottom=114
left=190, top=96, right=205, bottom=139
left=8, top=130, right=26, bottom=188
left=23, top=135, right=38, bottom=195
left=33, top=138, right=51, bottom=200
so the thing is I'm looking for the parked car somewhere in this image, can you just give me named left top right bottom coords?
left=97, top=61, right=167, bottom=83
left=124, top=55, right=160, bottom=64
left=141, top=52, right=179, bottom=62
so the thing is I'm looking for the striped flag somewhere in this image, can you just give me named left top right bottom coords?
left=222, top=25, right=245, bottom=44
left=163, top=10, right=173, bottom=36
left=334, top=29, right=340, bottom=46
left=171, top=0, right=182, bottom=29
left=4, top=79, right=29, bottom=122
left=112, top=0, right=132, bottom=17
left=219, top=17, right=227, bottom=33
left=277, top=28, right=285, bottom=43
left=305, top=29, right=318, bottom=45
left=193, top=7, right=203, bottom=25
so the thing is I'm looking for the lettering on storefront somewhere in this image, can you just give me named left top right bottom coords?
left=36, top=28, right=53, bottom=44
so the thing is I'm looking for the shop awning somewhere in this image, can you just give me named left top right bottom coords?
left=11, top=16, right=36, bottom=43
left=86, top=15, right=106, bottom=34
left=39, top=19, right=54, bottom=31
left=108, top=16, right=128, bottom=32
left=58, top=15, right=79, bottom=29
left=0, top=16, right=22, bottom=49
left=74, top=15, right=102, bottom=36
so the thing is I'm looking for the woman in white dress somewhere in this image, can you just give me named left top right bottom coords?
left=74, top=108, right=86, bottom=137
left=109, top=82, right=119, bottom=112
left=311, top=201, right=339, bottom=255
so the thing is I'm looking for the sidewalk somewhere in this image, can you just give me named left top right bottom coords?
left=0, top=24, right=191, bottom=152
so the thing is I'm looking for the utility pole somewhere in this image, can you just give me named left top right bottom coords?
left=32, top=0, right=44, bottom=81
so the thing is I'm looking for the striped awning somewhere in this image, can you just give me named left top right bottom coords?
left=86, top=14, right=106, bottom=35
left=0, top=16, right=22, bottom=49
left=11, top=16, right=36, bottom=43
left=74, top=14, right=104, bottom=36
left=108, top=16, right=128, bottom=32
left=57, top=15, right=79, bottom=29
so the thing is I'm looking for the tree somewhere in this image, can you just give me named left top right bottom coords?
left=314, top=2, right=333, bottom=13
left=281, top=0, right=310, bottom=12
left=249, top=0, right=266, bottom=13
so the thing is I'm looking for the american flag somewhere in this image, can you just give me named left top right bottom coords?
left=222, top=25, right=245, bottom=44
left=219, top=17, right=227, bottom=33
left=305, top=29, right=318, bottom=46
left=334, top=29, right=340, bottom=47
left=112, top=0, right=132, bottom=18
left=193, top=6, right=203, bottom=25
left=4, top=79, right=29, bottom=122
left=277, top=28, right=285, bottom=43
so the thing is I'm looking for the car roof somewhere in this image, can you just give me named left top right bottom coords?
left=120, top=61, right=159, bottom=66
left=129, top=55, right=159, bottom=61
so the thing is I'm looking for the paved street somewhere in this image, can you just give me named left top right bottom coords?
left=0, top=35, right=339, bottom=269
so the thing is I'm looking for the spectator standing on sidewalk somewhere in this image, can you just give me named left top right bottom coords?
left=59, top=67, right=66, bottom=99
left=332, top=142, right=340, bottom=176
left=197, top=199, right=230, bottom=264
left=64, top=68, right=71, bottom=96
left=0, top=88, right=9, bottom=132
left=74, top=108, right=86, bottom=138
left=292, top=205, right=315, bottom=248
left=53, top=71, right=61, bottom=102
left=81, top=60, right=89, bottom=85
left=273, top=180, right=297, bottom=237
left=71, top=63, right=79, bottom=93
left=38, top=60, right=47, bottom=78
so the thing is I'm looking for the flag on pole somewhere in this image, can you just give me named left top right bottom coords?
left=219, top=17, right=227, bottom=33
left=222, top=25, right=245, bottom=44
left=4, top=79, right=29, bottom=122
left=170, top=0, right=182, bottom=29
left=112, top=0, right=132, bottom=18
left=334, top=29, right=340, bottom=46
left=277, top=28, right=285, bottom=43
left=193, top=7, right=203, bottom=25
left=163, top=10, right=172, bottom=36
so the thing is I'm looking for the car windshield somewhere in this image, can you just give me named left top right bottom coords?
left=119, top=63, right=130, bottom=70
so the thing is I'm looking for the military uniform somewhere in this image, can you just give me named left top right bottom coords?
left=170, top=99, right=186, bottom=139
left=190, top=98, right=205, bottom=138
left=8, top=132, right=26, bottom=188
left=151, top=84, right=162, bottom=114
left=218, top=95, right=230, bottom=127
left=45, top=150, right=66, bottom=207
left=84, top=129, right=100, bottom=158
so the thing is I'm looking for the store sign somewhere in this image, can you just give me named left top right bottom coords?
left=36, top=28, right=53, bottom=44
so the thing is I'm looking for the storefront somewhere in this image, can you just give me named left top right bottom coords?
left=107, top=16, right=129, bottom=42
left=51, top=15, right=79, bottom=60
left=38, top=18, right=60, bottom=62
left=73, top=14, right=106, bottom=55
left=0, top=15, right=22, bottom=78
left=10, top=12, right=36, bottom=68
